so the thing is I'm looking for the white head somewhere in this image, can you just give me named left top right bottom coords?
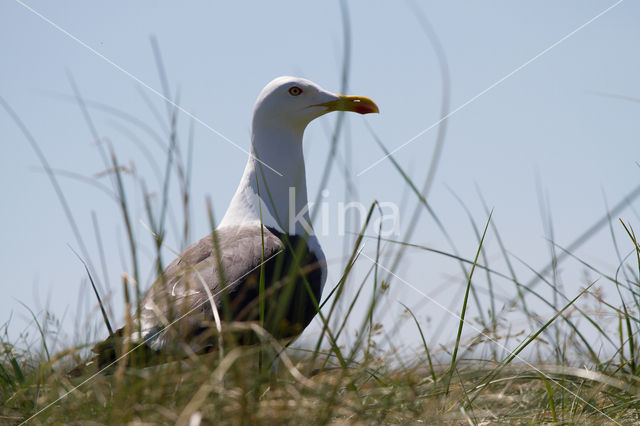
left=252, top=76, right=378, bottom=134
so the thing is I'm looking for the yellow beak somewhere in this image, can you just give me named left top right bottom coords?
left=314, top=95, right=379, bottom=115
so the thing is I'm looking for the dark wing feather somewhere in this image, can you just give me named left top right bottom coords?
left=137, top=225, right=284, bottom=351
left=89, top=224, right=323, bottom=370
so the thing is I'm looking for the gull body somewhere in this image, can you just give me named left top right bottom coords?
left=87, top=76, right=378, bottom=370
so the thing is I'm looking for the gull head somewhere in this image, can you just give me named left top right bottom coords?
left=252, top=76, right=379, bottom=132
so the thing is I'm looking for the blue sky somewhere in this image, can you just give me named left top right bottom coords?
left=1, top=1, right=639, bottom=355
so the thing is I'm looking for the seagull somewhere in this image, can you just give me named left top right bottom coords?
left=83, top=76, right=378, bottom=372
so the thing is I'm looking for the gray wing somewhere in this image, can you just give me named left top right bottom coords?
left=136, top=224, right=283, bottom=352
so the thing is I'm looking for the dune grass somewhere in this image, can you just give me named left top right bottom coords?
left=3, top=4, right=640, bottom=424
left=2, top=219, right=640, bottom=425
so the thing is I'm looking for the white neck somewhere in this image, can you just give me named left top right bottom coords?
left=219, top=123, right=313, bottom=236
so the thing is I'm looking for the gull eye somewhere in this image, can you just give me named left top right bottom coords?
left=288, top=86, right=302, bottom=96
